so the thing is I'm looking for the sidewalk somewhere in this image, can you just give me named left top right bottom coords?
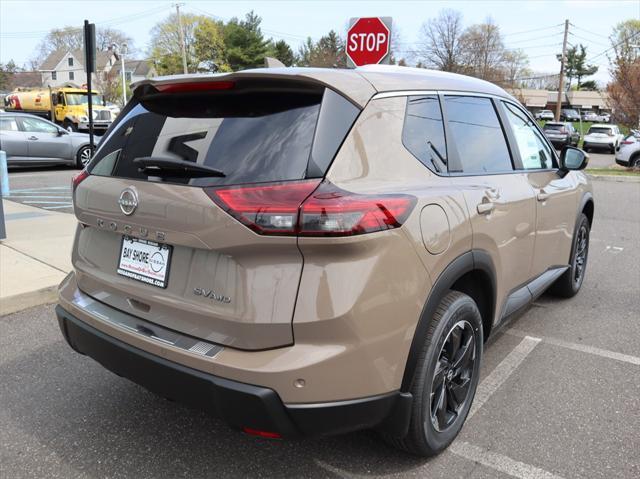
left=0, top=199, right=76, bottom=315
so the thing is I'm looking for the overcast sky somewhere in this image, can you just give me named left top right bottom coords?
left=1, top=0, right=638, bottom=84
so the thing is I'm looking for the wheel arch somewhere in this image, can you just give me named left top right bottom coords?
left=579, top=192, right=594, bottom=227
left=400, top=250, right=496, bottom=392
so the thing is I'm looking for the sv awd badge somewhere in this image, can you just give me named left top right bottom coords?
left=193, top=288, right=231, bottom=304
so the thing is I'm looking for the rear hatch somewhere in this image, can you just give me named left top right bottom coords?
left=72, top=76, right=360, bottom=350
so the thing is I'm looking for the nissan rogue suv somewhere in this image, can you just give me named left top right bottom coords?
left=56, top=66, right=594, bottom=456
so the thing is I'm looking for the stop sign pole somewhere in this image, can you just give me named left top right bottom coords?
left=346, top=17, right=392, bottom=68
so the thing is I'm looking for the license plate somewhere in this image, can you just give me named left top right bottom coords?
left=117, top=236, right=172, bottom=288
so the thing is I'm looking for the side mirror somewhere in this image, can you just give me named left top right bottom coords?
left=57, top=129, right=68, bottom=136
left=559, top=146, right=588, bottom=171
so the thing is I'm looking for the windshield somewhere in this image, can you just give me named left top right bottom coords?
left=564, top=110, right=578, bottom=115
left=65, top=93, right=104, bottom=105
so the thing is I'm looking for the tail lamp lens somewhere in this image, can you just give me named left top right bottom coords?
left=72, top=169, right=89, bottom=191
left=206, top=181, right=416, bottom=237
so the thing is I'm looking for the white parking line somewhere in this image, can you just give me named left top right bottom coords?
left=507, top=328, right=640, bottom=366
left=21, top=200, right=71, bottom=205
left=42, top=205, right=73, bottom=210
left=6, top=195, right=72, bottom=199
left=468, top=336, right=541, bottom=420
left=450, top=442, right=566, bottom=479
left=8, top=187, right=70, bottom=192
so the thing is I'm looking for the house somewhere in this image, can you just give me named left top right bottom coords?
left=507, top=88, right=611, bottom=116
left=39, top=49, right=119, bottom=88
left=110, top=59, right=157, bottom=84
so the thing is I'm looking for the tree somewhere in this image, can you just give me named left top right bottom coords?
left=417, top=9, right=465, bottom=72
left=579, top=80, right=599, bottom=91
left=310, top=30, right=346, bottom=67
left=194, top=18, right=230, bottom=72
left=223, top=11, right=269, bottom=71
left=150, top=12, right=204, bottom=75
left=459, top=19, right=505, bottom=81
left=557, top=44, right=598, bottom=90
left=501, top=49, right=530, bottom=87
left=268, top=40, right=296, bottom=66
left=0, top=60, right=20, bottom=90
left=33, top=26, right=133, bottom=65
left=297, top=37, right=316, bottom=66
left=607, top=20, right=640, bottom=127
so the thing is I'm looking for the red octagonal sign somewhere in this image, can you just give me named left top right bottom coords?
left=346, top=17, right=390, bottom=67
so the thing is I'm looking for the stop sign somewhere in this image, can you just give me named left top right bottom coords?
left=346, top=17, right=391, bottom=67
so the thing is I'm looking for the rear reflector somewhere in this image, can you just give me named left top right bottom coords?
left=206, top=180, right=416, bottom=237
left=242, top=427, right=282, bottom=439
left=155, top=81, right=235, bottom=93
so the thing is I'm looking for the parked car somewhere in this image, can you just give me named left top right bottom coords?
left=535, top=109, right=554, bottom=120
left=583, top=124, right=625, bottom=153
left=615, top=130, right=640, bottom=168
left=560, top=108, right=581, bottom=122
left=56, top=66, right=594, bottom=457
left=581, top=111, right=600, bottom=122
left=542, top=121, right=580, bottom=148
left=599, top=112, right=611, bottom=123
left=0, top=112, right=93, bottom=168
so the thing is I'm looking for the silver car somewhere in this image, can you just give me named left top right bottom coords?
left=0, top=112, right=93, bottom=168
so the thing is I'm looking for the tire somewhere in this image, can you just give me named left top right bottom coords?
left=549, top=213, right=590, bottom=298
left=631, top=153, right=640, bottom=169
left=385, top=291, right=483, bottom=456
left=76, top=145, right=93, bottom=168
left=63, top=120, right=78, bottom=132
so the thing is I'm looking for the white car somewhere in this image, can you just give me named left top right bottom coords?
left=582, top=111, right=600, bottom=122
left=615, top=131, right=640, bottom=168
left=582, top=124, right=625, bottom=153
left=535, top=109, right=554, bottom=120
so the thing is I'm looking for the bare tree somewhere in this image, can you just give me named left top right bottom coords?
left=459, top=18, right=505, bottom=81
left=417, top=9, right=465, bottom=72
left=501, top=49, right=530, bottom=87
left=606, top=19, right=640, bottom=127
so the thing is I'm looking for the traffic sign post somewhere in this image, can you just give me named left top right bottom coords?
left=346, top=17, right=392, bottom=68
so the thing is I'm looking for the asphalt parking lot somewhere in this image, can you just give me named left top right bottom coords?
left=1, top=176, right=639, bottom=478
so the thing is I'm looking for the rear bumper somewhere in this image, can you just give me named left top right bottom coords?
left=56, top=304, right=412, bottom=438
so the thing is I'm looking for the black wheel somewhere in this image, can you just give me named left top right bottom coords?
left=631, top=153, right=640, bottom=169
left=76, top=145, right=93, bottom=168
left=63, top=120, right=78, bottom=132
left=550, top=213, right=590, bottom=298
left=385, top=291, right=482, bottom=456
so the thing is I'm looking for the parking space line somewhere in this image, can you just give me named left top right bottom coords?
left=22, top=200, right=72, bottom=205
left=6, top=195, right=72, bottom=199
left=8, top=187, right=70, bottom=192
left=450, top=442, right=565, bottom=479
left=469, top=336, right=541, bottom=420
left=506, top=328, right=640, bottom=366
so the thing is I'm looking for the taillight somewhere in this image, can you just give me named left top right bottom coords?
left=622, top=139, right=635, bottom=145
left=299, top=182, right=416, bottom=236
left=206, top=180, right=320, bottom=235
left=206, top=180, right=416, bottom=237
left=607, top=131, right=614, bottom=137
left=72, top=169, right=89, bottom=192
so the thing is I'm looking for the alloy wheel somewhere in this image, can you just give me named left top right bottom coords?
left=573, top=224, right=588, bottom=285
left=428, top=320, right=477, bottom=432
left=80, top=147, right=92, bottom=167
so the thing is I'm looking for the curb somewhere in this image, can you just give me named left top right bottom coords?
left=0, top=285, right=58, bottom=316
left=586, top=174, right=640, bottom=183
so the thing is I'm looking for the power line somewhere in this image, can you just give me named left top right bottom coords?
left=568, top=32, right=610, bottom=48
left=569, top=23, right=611, bottom=40
left=585, top=31, right=640, bottom=63
left=502, top=24, right=565, bottom=37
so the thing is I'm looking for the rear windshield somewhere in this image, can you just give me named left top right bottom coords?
left=88, top=87, right=359, bottom=187
left=588, top=127, right=611, bottom=135
left=543, top=124, right=564, bottom=130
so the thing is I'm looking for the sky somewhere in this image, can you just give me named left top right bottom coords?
left=1, top=0, right=639, bottom=85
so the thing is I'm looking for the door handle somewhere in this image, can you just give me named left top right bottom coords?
left=477, top=202, right=494, bottom=215
left=537, top=190, right=550, bottom=202
left=28, top=136, right=38, bottom=140
left=485, top=188, right=501, bottom=200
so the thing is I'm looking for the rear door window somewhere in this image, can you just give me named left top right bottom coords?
left=443, top=96, right=513, bottom=174
left=403, top=95, right=447, bottom=173
left=89, top=87, right=357, bottom=187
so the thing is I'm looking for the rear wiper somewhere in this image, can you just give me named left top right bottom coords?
left=133, top=157, right=225, bottom=178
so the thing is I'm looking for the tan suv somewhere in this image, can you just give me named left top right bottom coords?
left=56, top=66, right=593, bottom=456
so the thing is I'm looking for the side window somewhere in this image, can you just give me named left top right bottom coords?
left=21, top=117, right=59, bottom=134
left=443, top=96, right=512, bottom=173
left=0, top=118, right=19, bottom=131
left=402, top=95, right=447, bottom=172
left=502, top=102, right=554, bottom=170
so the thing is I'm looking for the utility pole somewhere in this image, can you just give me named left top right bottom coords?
left=120, top=44, right=128, bottom=106
left=555, top=19, right=569, bottom=122
left=174, top=3, right=188, bottom=74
